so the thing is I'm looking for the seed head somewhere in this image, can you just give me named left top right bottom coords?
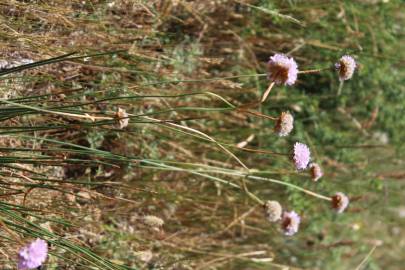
left=281, top=211, right=301, bottom=236
left=134, top=250, right=153, bottom=263
left=264, top=200, right=282, bottom=222
left=267, top=54, right=298, bottom=85
left=292, top=142, right=311, bottom=170
left=143, top=215, right=164, bottom=228
left=309, top=162, right=323, bottom=181
left=331, top=192, right=349, bottom=213
left=335, top=55, right=356, bottom=81
left=18, top=239, right=48, bottom=270
left=274, top=111, right=294, bottom=137
left=116, top=107, right=129, bottom=129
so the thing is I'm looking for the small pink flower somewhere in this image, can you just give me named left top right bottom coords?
left=335, top=55, right=356, bottom=81
left=293, top=142, right=311, bottom=170
left=332, top=192, right=349, bottom=213
left=18, top=239, right=48, bottom=270
left=281, top=211, right=301, bottom=236
left=267, top=54, right=298, bottom=85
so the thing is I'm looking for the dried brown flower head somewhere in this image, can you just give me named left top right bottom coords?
left=143, top=215, right=164, bottom=228
left=331, top=192, right=349, bottom=213
left=116, top=107, right=129, bottom=129
left=274, top=111, right=294, bottom=137
left=309, top=162, right=323, bottom=181
left=264, top=200, right=282, bottom=222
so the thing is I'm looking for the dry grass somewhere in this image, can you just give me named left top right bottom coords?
left=0, top=0, right=404, bottom=269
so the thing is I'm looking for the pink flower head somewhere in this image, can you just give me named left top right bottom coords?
left=267, top=54, right=298, bottom=85
left=292, top=142, right=311, bottom=170
left=18, top=239, right=48, bottom=270
left=335, top=55, right=356, bottom=81
left=281, top=211, right=301, bottom=236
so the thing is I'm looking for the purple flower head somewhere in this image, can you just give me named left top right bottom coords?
left=292, top=142, right=311, bottom=170
left=267, top=54, right=298, bottom=85
left=335, top=55, right=356, bottom=81
left=332, top=192, right=349, bottom=213
left=281, top=211, right=301, bottom=236
left=18, top=239, right=48, bottom=270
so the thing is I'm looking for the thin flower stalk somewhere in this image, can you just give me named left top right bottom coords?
left=261, top=81, right=275, bottom=103
left=247, top=175, right=332, bottom=201
left=142, top=116, right=249, bottom=170
left=139, top=160, right=332, bottom=202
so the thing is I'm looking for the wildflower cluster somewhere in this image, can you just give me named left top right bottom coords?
left=256, top=53, right=356, bottom=236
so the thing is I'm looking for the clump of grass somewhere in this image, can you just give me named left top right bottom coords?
left=0, top=1, right=403, bottom=269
